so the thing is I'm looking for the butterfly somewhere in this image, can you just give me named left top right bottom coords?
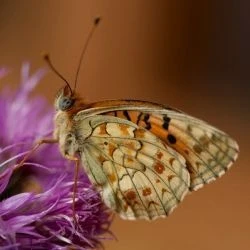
left=20, top=18, right=239, bottom=221
left=49, top=91, right=238, bottom=220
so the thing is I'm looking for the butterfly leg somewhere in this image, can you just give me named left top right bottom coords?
left=64, top=154, right=80, bottom=224
left=15, top=138, right=58, bottom=170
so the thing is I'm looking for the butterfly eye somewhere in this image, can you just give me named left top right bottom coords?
left=59, top=96, right=74, bottom=111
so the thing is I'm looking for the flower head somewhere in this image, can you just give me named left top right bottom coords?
left=0, top=63, right=111, bottom=249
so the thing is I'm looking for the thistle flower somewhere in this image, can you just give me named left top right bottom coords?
left=0, top=63, right=111, bottom=249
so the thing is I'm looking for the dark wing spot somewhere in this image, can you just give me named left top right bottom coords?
left=167, top=134, right=177, bottom=144
left=162, top=115, right=171, bottom=130
left=143, top=113, right=151, bottom=130
left=144, top=113, right=150, bottom=122
left=145, top=123, right=152, bottom=130
left=123, top=110, right=131, bottom=121
left=136, top=112, right=143, bottom=124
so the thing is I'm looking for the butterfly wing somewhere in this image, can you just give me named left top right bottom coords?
left=77, top=100, right=239, bottom=191
left=74, top=115, right=190, bottom=220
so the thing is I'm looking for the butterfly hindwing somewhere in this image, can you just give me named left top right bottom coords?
left=75, top=115, right=190, bottom=220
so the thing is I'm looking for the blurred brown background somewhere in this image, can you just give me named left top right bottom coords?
left=0, top=1, right=249, bottom=250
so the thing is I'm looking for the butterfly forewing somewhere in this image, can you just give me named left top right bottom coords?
left=73, top=100, right=239, bottom=219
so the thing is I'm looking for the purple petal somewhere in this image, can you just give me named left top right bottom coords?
left=0, top=167, right=13, bottom=194
left=0, top=193, right=34, bottom=216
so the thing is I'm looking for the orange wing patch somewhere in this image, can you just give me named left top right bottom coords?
left=118, top=124, right=131, bottom=136
left=142, top=187, right=152, bottom=196
left=154, top=162, right=165, bottom=174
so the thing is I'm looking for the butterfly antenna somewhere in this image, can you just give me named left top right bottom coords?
left=43, top=53, right=73, bottom=95
left=74, top=17, right=101, bottom=91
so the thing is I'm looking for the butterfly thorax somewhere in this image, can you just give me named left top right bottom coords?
left=53, top=111, right=78, bottom=157
left=53, top=94, right=92, bottom=158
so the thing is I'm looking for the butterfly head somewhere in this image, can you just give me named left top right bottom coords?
left=55, top=85, right=76, bottom=111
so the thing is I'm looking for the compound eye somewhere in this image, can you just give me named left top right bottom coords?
left=59, top=97, right=74, bottom=110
